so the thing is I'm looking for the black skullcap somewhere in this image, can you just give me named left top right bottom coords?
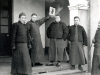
left=74, top=16, right=80, bottom=20
left=31, top=13, right=37, bottom=16
left=19, top=12, right=26, bottom=18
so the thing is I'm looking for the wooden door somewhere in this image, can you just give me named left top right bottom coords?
left=0, top=0, right=12, bottom=56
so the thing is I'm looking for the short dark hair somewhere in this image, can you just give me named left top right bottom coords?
left=55, top=14, right=61, bottom=19
left=74, top=16, right=80, bottom=20
left=19, top=12, right=26, bottom=18
left=31, top=13, right=37, bottom=17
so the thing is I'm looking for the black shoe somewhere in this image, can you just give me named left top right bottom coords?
left=78, top=66, right=83, bottom=71
left=46, top=63, right=54, bottom=66
left=22, top=74, right=31, bottom=75
left=31, top=63, right=34, bottom=67
left=67, top=60, right=69, bottom=63
left=56, top=62, right=61, bottom=67
left=71, top=65, right=75, bottom=70
left=14, top=73, right=22, bottom=75
left=13, top=74, right=18, bottom=75
left=34, top=63, right=43, bottom=66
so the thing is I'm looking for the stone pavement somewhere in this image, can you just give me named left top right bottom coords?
left=0, top=62, right=88, bottom=75
left=37, top=70, right=91, bottom=75
left=0, top=57, right=89, bottom=75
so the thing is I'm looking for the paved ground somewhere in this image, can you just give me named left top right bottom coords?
left=0, top=62, right=89, bottom=75
left=64, top=73, right=91, bottom=75
left=37, top=69, right=90, bottom=75
left=0, top=57, right=90, bottom=75
left=38, top=71, right=91, bottom=75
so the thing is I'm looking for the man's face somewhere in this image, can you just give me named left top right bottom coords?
left=19, top=16, right=26, bottom=24
left=74, top=18, right=80, bottom=25
left=31, top=15, right=37, bottom=22
left=55, top=16, right=61, bottom=22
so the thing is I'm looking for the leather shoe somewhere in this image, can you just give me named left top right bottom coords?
left=71, top=65, right=75, bottom=70
left=34, top=63, right=43, bottom=66
left=78, top=66, right=83, bottom=70
left=56, top=62, right=61, bottom=67
left=46, top=63, right=54, bottom=66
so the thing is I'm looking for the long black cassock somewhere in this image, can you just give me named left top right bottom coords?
left=68, top=25, right=87, bottom=65
left=92, top=28, right=100, bottom=75
left=11, top=21, right=32, bottom=74
left=26, top=17, right=49, bottom=63
left=47, top=21, right=69, bottom=61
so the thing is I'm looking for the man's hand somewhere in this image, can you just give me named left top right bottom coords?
left=12, top=46, right=15, bottom=50
left=83, top=45, right=86, bottom=48
left=49, top=13, right=55, bottom=18
left=28, top=44, right=32, bottom=49
left=98, top=64, right=100, bottom=70
left=68, top=41, right=71, bottom=44
left=92, top=39, right=95, bottom=43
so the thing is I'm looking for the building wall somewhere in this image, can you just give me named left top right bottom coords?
left=13, top=0, right=45, bottom=47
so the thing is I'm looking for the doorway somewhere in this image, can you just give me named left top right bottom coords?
left=0, top=0, right=12, bottom=56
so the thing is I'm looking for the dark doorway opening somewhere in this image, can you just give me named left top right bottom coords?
left=0, top=0, right=12, bottom=56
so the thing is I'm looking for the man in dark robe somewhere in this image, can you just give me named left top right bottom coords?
left=47, top=15, right=69, bottom=66
left=68, top=16, right=87, bottom=70
left=11, top=12, right=32, bottom=75
left=27, top=13, right=50, bottom=66
left=92, top=21, right=100, bottom=75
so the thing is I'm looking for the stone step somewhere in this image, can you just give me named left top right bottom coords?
left=37, top=70, right=87, bottom=75
left=32, top=62, right=71, bottom=73
left=0, top=62, right=87, bottom=75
